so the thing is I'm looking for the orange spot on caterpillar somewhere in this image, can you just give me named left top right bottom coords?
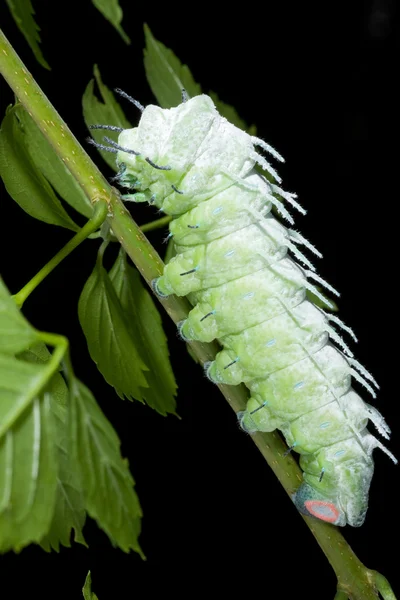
left=304, top=500, right=339, bottom=523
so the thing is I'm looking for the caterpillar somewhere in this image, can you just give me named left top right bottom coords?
left=90, top=91, right=396, bottom=527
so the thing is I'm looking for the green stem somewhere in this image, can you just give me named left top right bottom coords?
left=0, top=27, right=396, bottom=600
left=140, top=214, right=172, bottom=233
left=373, top=572, right=397, bottom=600
left=0, top=30, right=110, bottom=203
left=13, top=201, right=108, bottom=308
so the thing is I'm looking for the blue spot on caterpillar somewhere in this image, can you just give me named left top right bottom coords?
left=92, top=92, right=397, bottom=527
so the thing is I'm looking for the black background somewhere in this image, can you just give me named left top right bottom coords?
left=0, top=1, right=399, bottom=598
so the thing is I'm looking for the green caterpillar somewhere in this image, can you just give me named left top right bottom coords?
left=91, top=92, right=396, bottom=527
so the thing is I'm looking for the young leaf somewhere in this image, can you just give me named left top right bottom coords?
left=14, top=105, right=93, bottom=218
left=0, top=107, right=79, bottom=231
left=143, top=23, right=202, bottom=108
left=78, top=254, right=149, bottom=402
left=91, top=0, right=130, bottom=44
left=0, top=356, right=58, bottom=552
left=0, top=277, right=40, bottom=354
left=70, top=378, right=143, bottom=555
left=83, top=65, right=132, bottom=171
left=109, top=250, right=177, bottom=416
left=83, top=572, right=99, bottom=600
left=5, top=0, right=50, bottom=69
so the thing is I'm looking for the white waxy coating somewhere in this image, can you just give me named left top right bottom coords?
left=115, top=95, right=396, bottom=527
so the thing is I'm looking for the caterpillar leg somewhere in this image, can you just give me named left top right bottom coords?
left=237, top=397, right=284, bottom=434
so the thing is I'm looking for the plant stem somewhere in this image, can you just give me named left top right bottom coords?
left=13, top=201, right=108, bottom=308
left=0, top=27, right=396, bottom=600
left=0, top=30, right=110, bottom=203
left=140, top=214, right=172, bottom=233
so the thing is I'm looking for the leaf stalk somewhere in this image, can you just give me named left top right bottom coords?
left=13, top=201, right=108, bottom=307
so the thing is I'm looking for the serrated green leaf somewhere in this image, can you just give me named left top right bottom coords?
left=0, top=277, right=39, bottom=354
left=0, top=107, right=79, bottom=231
left=0, top=355, right=58, bottom=552
left=14, top=105, right=93, bottom=218
left=208, top=91, right=257, bottom=134
left=109, top=250, right=177, bottom=416
left=39, top=392, right=87, bottom=552
left=5, top=0, right=50, bottom=69
left=83, top=572, right=99, bottom=600
left=143, top=23, right=202, bottom=108
left=17, top=342, right=87, bottom=552
left=91, top=0, right=130, bottom=44
left=306, top=286, right=339, bottom=312
left=70, top=378, right=143, bottom=555
left=78, top=254, right=149, bottom=401
left=17, top=341, right=57, bottom=367
left=83, top=65, right=132, bottom=171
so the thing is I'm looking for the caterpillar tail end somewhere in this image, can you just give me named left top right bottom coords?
left=294, top=483, right=346, bottom=526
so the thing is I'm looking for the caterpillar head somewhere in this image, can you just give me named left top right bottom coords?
left=114, top=94, right=256, bottom=215
left=114, top=95, right=220, bottom=210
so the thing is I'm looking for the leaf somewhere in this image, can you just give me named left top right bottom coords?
left=35, top=358, right=87, bottom=551
left=5, top=0, right=50, bottom=69
left=83, top=65, right=132, bottom=171
left=16, top=342, right=87, bottom=552
left=91, top=0, right=130, bottom=44
left=0, top=277, right=40, bottom=354
left=39, top=393, right=87, bottom=552
left=78, top=255, right=149, bottom=402
left=14, top=106, right=93, bottom=218
left=143, top=23, right=202, bottom=108
left=70, top=378, right=143, bottom=555
left=0, top=355, right=58, bottom=552
left=83, top=572, right=99, bottom=600
left=109, top=250, right=177, bottom=416
left=209, top=91, right=257, bottom=134
left=0, top=107, right=79, bottom=231
left=17, top=341, right=59, bottom=367
left=0, top=284, right=84, bottom=553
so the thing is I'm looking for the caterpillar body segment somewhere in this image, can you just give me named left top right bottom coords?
left=111, top=94, right=395, bottom=527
